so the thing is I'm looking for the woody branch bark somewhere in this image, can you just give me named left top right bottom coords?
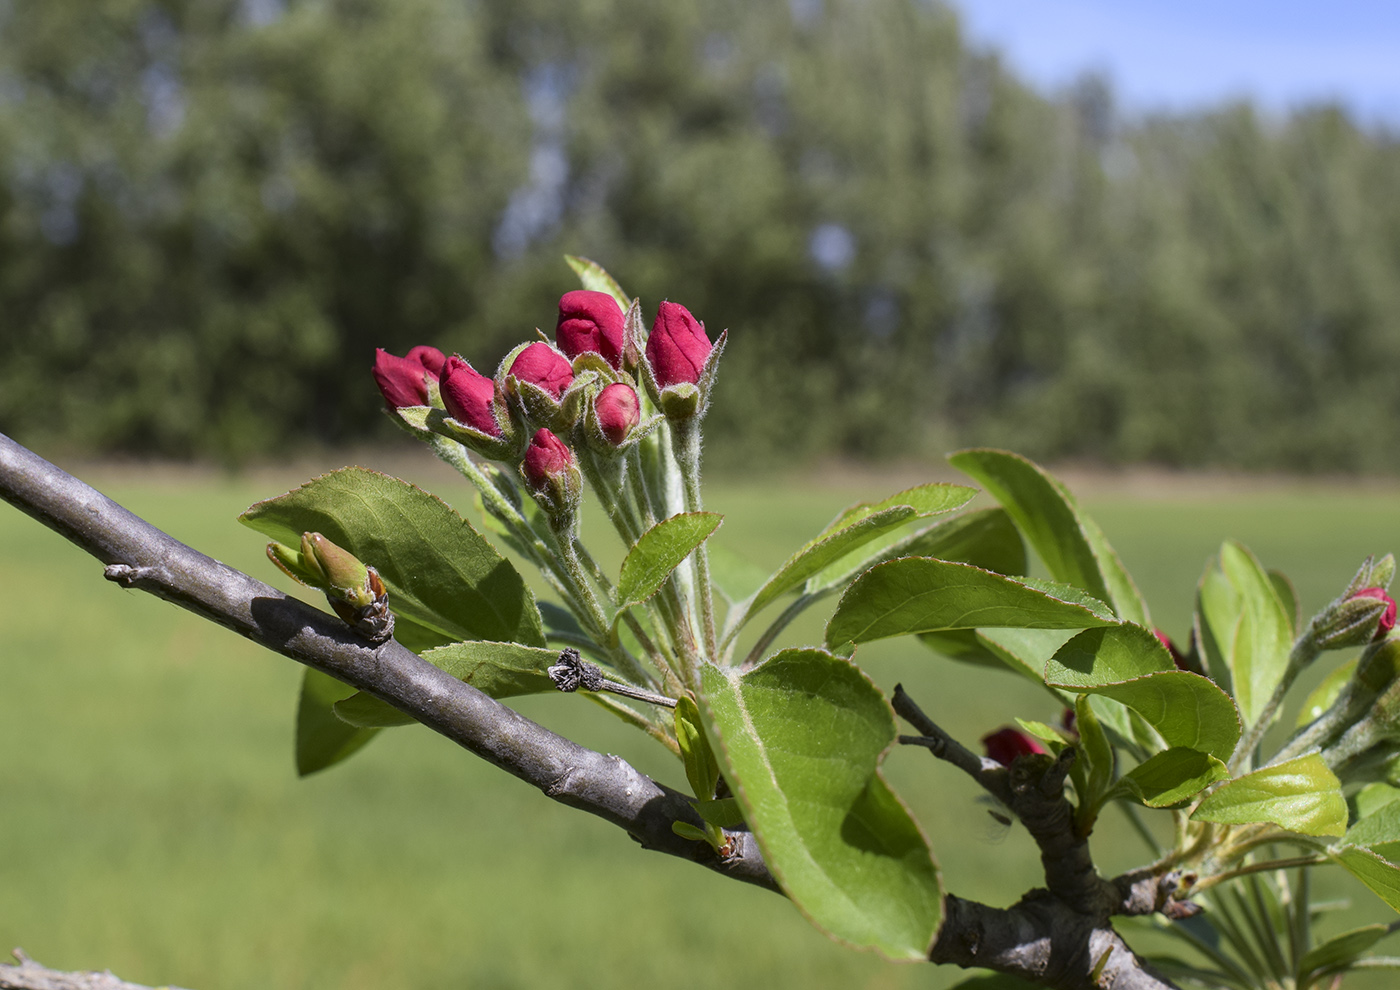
left=894, top=685, right=1183, bottom=989
left=0, top=432, right=773, bottom=891
left=2, top=433, right=1182, bottom=990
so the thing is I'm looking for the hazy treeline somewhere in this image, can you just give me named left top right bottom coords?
left=4, top=0, right=1400, bottom=471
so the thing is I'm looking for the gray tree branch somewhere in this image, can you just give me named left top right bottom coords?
left=0, top=434, right=1186, bottom=990
left=0, top=433, right=773, bottom=890
left=0, top=949, right=187, bottom=990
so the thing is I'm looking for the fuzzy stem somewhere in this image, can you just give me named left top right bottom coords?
left=671, top=417, right=717, bottom=663
left=1229, top=632, right=1321, bottom=773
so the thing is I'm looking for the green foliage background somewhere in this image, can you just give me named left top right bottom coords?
left=4, top=0, right=1400, bottom=470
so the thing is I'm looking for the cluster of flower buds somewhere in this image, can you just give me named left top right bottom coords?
left=371, top=282, right=723, bottom=535
left=267, top=532, right=394, bottom=642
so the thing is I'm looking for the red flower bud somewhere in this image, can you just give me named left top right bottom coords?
left=1354, top=588, right=1398, bottom=639
left=508, top=342, right=574, bottom=400
left=556, top=290, right=625, bottom=369
left=405, top=345, right=447, bottom=379
left=1154, top=629, right=1189, bottom=671
left=522, top=428, right=575, bottom=490
left=594, top=383, right=640, bottom=445
left=440, top=356, right=502, bottom=437
left=372, top=346, right=444, bottom=409
left=981, top=727, right=1047, bottom=767
left=646, top=301, right=712, bottom=388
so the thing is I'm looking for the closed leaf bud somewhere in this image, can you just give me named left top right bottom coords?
left=646, top=302, right=712, bottom=388
left=982, top=727, right=1048, bottom=767
left=595, top=382, right=640, bottom=446
left=266, top=533, right=393, bottom=642
left=440, top=355, right=503, bottom=437
left=509, top=342, right=574, bottom=400
left=373, top=346, right=445, bottom=408
left=556, top=290, right=625, bottom=369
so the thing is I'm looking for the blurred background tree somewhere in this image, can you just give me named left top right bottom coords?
left=4, top=0, right=1400, bottom=471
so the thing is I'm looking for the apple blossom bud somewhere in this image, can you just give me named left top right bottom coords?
left=373, top=346, right=445, bottom=408
left=646, top=301, right=712, bottom=388
left=556, top=290, right=625, bottom=368
left=508, top=342, right=574, bottom=400
left=521, top=428, right=582, bottom=522
left=405, top=345, right=447, bottom=379
left=982, top=727, right=1048, bottom=767
left=1355, top=588, right=1398, bottom=639
left=1314, top=587, right=1398, bottom=650
left=440, top=356, right=502, bottom=437
left=595, top=382, right=640, bottom=445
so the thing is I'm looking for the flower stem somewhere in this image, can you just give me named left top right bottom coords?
left=1229, top=632, right=1320, bottom=773
left=671, top=417, right=717, bottom=663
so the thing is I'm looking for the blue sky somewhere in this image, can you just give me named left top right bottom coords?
left=953, top=1, right=1400, bottom=125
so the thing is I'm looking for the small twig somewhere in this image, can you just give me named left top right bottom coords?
left=549, top=648, right=678, bottom=708
left=1191, top=855, right=1328, bottom=893
left=892, top=683, right=1011, bottom=803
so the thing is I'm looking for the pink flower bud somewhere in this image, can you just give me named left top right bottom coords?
left=556, top=290, right=625, bottom=369
left=1354, top=588, right=1399, bottom=639
left=508, top=342, right=574, bottom=400
left=405, top=345, right=447, bottom=379
left=595, top=383, right=640, bottom=445
left=646, top=301, right=712, bottom=388
left=440, top=356, right=502, bottom=436
left=522, top=428, right=575, bottom=490
left=1154, top=629, right=1189, bottom=671
left=372, top=346, right=444, bottom=409
left=981, top=727, right=1047, bottom=767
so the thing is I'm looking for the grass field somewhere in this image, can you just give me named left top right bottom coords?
left=6, top=454, right=1400, bottom=989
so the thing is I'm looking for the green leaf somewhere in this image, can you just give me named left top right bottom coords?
left=1353, top=783, right=1400, bottom=822
left=565, top=254, right=631, bottom=311
left=1297, top=659, right=1358, bottom=729
left=1045, top=628, right=1241, bottom=761
left=948, top=449, right=1149, bottom=623
left=1192, top=753, right=1347, bottom=836
left=977, top=628, right=1080, bottom=683
left=700, top=650, right=942, bottom=960
left=419, top=641, right=560, bottom=698
left=825, top=558, right=1117, bottom=648
left=1299, top=924, right=1397, bottom=988
left=241, top=468, right=546, bottom=650
left=332, top=640, right=561, bottom=728
left=695, top=797, right=745, bottom=828
left=618, top=512, right=722, bottom=608
left=805, top=507, right=1027, bottom=598
left=708, top=544, right=770, bottom=605
left=1332, top=846, right=1400, bottom=913
left=1075, top=693, right=1116, bottom=810
left=1045, top=624, right=1176, bottom=686
left=726, top=484, right=976, bottom=638
left=675, top=696, right=721, bottom=801
left=1114, top=748, right=1230, bottom=808
left=1347, top=799, right=1400, bottom=848
left=1196, top=541, right=1294, bottom=727
left=333, top=692, right=416, bottom=728
left=899, top=507, right=1028, bottom=577
left=1271, top=570, right=1301, bottom=637
left=296, top=669, right=379, bottom=776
